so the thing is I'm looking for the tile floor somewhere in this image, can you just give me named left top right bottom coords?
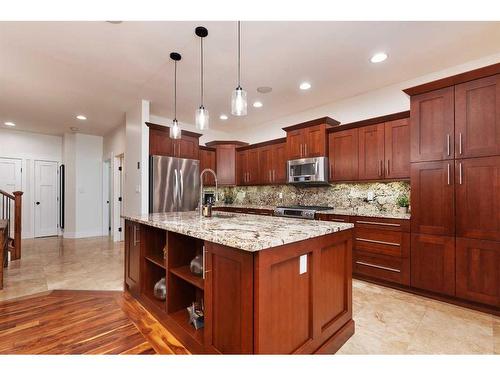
left=1, top=235, right=498, bottom=354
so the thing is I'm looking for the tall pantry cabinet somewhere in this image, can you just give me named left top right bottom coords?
left=407, top=71, right=500, bottom=308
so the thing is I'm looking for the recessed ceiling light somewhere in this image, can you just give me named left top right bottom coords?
left=76, top=115, right=87, bottom=120
left=219, top=114, right=228, bottom=120
left=4, top=121, right=15, bottom=127
left=299, top=82, right=311, bottom=90
left=370, top=52, right=388, bottom=63
left=106, top=21, right=123, bottom=24
left=253, top=101, right=263, bottom=108
left=257, top=86, right=272, bottom=94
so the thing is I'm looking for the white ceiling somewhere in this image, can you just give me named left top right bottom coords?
left=1, top=21, right=500, bottom=136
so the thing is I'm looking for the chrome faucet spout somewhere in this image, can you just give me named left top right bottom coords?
left=199, top=168, right=218, bottom=215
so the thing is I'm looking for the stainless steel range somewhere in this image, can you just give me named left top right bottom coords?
left=274, top=205, right=333, bottom=220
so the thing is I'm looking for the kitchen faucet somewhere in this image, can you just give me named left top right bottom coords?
left=199, top=168, right=218, bottom=215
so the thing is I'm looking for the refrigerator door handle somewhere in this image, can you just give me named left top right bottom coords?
left=179, top=169, right=184, bottom=205
left=174, top=169, right=179, bottom=208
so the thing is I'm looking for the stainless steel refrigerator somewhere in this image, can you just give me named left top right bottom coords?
left=149, top=155, right=200, bottom=213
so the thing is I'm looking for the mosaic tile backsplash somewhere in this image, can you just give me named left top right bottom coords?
left=218, top=181, right=410, bottom=216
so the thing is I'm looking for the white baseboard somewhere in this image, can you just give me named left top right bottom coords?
left=63, top=229, right=105, bottom=239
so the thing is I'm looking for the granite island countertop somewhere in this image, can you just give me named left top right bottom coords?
left=122, top=211, right=353, bottom=252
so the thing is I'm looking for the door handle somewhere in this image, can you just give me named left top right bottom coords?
left=379, top=160, right=383, bottom=177
left=447, top=163, right=450, bottom=185
left=273, top=170, right=276, bottom=182
left=387, top=160, right=390, bottom=176
left=304, top=144, right=307, bottom=156
left=446, top=134, right=450, bottom=156
left=459, top=162, right=463, bottom=185
left=179, top=169, right=184, bottom=202
left=459, top=133, right=463, bottom=155
left=174, top=169, right=179, bottom=204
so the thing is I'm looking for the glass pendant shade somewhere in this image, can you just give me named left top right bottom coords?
left=231, top=86, right=247, bottom=116
left=170, top=119, right=181, bottom=139
left=195, top=106, right=209, bottom=131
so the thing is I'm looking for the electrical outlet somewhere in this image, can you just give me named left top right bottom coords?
left=299, top=254, right=307, bottom=274
left=279, top=192, right=283, bottom=199
left=367, top=191, right=375, bottom=201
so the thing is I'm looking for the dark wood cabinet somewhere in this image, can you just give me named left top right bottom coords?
left=410, top=161, right=455, bottom=236
left=411, top=233, right=455, bottom=297
left=199, top=147, right=216, bottom=186
left=328, top=129, right=359, bottom=182
left=205, top=142, right=248, bottom=186
left=147, top=123, right=201, bottom=159
left=125, top=220, right=141, bottom=297
left=455, top=156, right=500, bottom=241
left=236, top=149, right=248, bottom=185
left=258, top=142, right=287, bottom=184
left=455, top=74, right=500, bottom=159
left=456, top=237, right=500, bottom=307
left=284, top=119, right=337, bottom=160
left=204, top=242, right=254, bottom=354
left=410, top=87, right=455, bottom=162
left=258, top=146, right=273, bottom=184
left=237, top=148, right=262, bottom=185
left=358, top=124, right=385, bottom=180
left=384, top=118, right=410, bottom=178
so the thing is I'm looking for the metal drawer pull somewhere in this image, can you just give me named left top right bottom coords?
left=356, top=220, right=401, bottom=227
left=356, top=261, right=400, bottom=273
left=355, top=238, right=400, bottom=247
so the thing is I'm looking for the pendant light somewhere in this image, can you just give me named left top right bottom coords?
left=231, top=21, right=247, bottom=116
left=169, top=52, right=182, bottom=139
left=195, top=27, right=209, bottom=130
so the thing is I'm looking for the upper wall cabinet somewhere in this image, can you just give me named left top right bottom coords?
left=384, top=118, right=410, bottom=179
left=283, top=117, right=339, bottom=160
left=206, top=141, right=249, bottom=186
left=199, top=146, right=216, bottom=186
left=455, top=74, right=500, bottom=159
left=147, top=123, right=201, bottom=160
left=410, top=87, right=455, bottom=162
left=358, top=124, right=385, bottom=180
left=237, top=140, right=287, bottom=186
left=328, top=128, right=359, bottom=182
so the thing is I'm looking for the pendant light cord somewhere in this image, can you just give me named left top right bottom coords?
left=174, top=60, right=177, bottom=120
left=201, top=36, right=204, bottom=106
left=237, top=21, right=241, bottom=87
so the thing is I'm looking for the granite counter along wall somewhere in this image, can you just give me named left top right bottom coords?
left=217, top=181, right=410, bottom=217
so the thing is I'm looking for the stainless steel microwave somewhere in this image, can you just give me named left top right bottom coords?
left=287, top=157, right=329, bottom=185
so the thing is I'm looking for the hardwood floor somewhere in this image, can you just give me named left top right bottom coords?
left=0, top=290, right=189, bottom=354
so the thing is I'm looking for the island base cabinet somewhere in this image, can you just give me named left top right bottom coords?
left=124, top=220, right=141, bottom=297
left=254, top=230, right=353, bottom=354
left=204, top=243, right=254, bottom=354
left=456, top=237, right=500, bottom=307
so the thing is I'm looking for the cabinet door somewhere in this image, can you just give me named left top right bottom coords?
left=358, top=123, right=385, bottom=180
left=236, top=150, right=248, bottom=185
left=199, top=149, right=216, bottom=186
left=455, top=156, right=500, bottom=241
left=176, top=135, right=199, bottom=159
left=247, top=148, right=260, bottom=185
left=258, top=146, right=272, bottom=184
left=204, top=242, right=254, bottom=354
left=411, top=234, right=455, bottom=296
left=456, top=237, right=500, bottom=307
left=328, top=129, right=359, bottom=181
left=216, top=145, right=237, bottom=186
left=410, top=161, right=455, bottom=236
left=125, top=221, right=141, bottom=297
left=149, top=128, right=173, bottom=156
left=384, top=118, right=410, bottom=179
left=271, top=142, right=287, bottom=184
left=287, top=129, right=304, bottom=160
left=455, top=75, right=500, bottom=159
left=305, top=125, right=326, bottom=157
left=410, top=86, right=454, bottom=162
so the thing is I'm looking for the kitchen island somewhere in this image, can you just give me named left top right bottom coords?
left=122, top=211, right=354, bottom=354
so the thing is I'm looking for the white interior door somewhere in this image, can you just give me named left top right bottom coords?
left=34, top=160, right=58, bottom=237
left=0, top=158, right=22, bottom=238
left=102, top=160, right=111, bottom=236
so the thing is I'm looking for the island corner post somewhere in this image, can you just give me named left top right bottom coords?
left=123, top=215, right=354, bottom=354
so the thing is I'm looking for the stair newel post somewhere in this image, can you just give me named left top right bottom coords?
left=12, top=191, right=23, bottom=260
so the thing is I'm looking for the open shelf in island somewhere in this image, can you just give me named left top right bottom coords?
left=170, top=265, right=204, bottom=290
left=169, top=308, right=204, bottom=344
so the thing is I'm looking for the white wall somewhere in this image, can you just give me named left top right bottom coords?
left=63, top=133, right=103, bottom=238
left=149, top=114, right=234, bottom=146
left=103, top=122, right=126, bottom=160
left=233, top=52, right=500, bottom=144
left=124, top=99, right=150, bottom=216
left=0, top=129, right=62, bottom=238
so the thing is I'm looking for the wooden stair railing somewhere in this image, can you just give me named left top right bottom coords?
left=0, top=190, right=23, bottom=261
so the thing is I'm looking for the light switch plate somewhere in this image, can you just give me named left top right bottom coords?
left=299, top=254, right=307, bottom=274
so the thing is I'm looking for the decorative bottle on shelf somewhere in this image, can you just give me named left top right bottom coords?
left=190, top=254, right=203, bottom=276
left=153, top=277, right=166, bottom=300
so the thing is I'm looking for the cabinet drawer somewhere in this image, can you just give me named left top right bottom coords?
left=354, top=228, right=409, bottom=258
left=353, top=250, right=410, bottom=286
left=352, top=216, right=410, bottom=232
left=316, top=213, right=350, bottom=222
